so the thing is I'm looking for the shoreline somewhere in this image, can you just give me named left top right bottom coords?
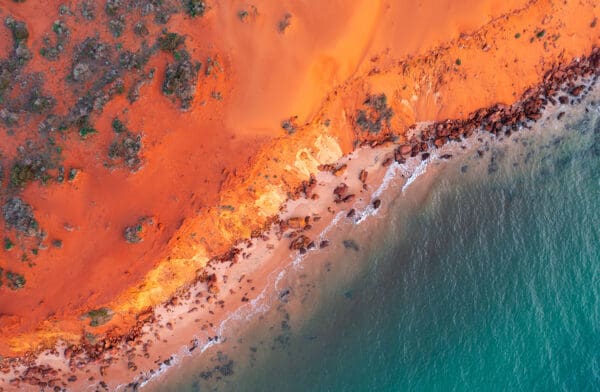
left=1, top=0, right=599, bottom=361
left=146, top=65, right=600, bottom=392
left=1, top=48, right=598, bottom=390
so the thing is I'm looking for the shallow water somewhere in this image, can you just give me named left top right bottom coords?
left=154, top=97, right=600, bottom=391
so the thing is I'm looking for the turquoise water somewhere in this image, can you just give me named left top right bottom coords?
left=162, top=102, right=599, bottom=391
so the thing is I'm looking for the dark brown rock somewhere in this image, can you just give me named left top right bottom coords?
left=333, top=183, right=348, bottom=197
left=359, top=169, right=368, bottom=183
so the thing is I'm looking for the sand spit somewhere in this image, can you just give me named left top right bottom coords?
left=0, top=48, right=598, bottom=390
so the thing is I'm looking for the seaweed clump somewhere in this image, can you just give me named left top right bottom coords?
left=355, top=94, right=394, bottom=134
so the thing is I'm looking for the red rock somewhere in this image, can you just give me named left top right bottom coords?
left=433, top=137, right=446, bottom=148
left=289, top=235, right=311, bottom=250
left=286, top=216, right=306, bottom=229
left=570, top=85, right=584, bottom=96
left=333, top=164, right=348, bottom=176
left=399, top=145, right=412, bottom=155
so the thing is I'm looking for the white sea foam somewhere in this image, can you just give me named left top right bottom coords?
left=401, top=158, right=431, bottom=193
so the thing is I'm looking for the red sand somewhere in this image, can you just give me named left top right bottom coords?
left=0, top=0, right=598, bottom=387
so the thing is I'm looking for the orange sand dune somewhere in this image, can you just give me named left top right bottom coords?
left=0, top=0, right=597, bottom=360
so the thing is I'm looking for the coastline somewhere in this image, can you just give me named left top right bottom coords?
left=145, top=64, right=600, bottom=392
left=1, top=49, right=598, bottom=390
left=1, top=0, right=599, bottom=363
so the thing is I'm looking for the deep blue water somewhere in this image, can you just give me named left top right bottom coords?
left=162, top=102, right=599, bottom=391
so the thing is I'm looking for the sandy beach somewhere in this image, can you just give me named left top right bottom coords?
left=0, top=0, right=598, bottom=390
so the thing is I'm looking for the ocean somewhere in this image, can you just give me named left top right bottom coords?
left=150, top=93, right=599, bottom=391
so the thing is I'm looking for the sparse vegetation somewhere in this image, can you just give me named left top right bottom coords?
left=281, top=116, right=298, bottom=134
left=84, top=307, right=113, bottom=327
left=158, top=31, right=185, bottom=53
left=105, top=0, right=122, bottom=16
left=56, top=166, right=65, bottom=182
left=26, top=90, right=56, bottom=114
left=10, top=162, right=36, bottom=188
left=4, top=237, right=14, bottom=251
left=10, top=152, right=52, bottom=188
left=59, top=5, right=72, bottom=15
left=112, top=117, right=126, bottom=133
left=183, top=0, right=206, bottom=17
left=124, top=222, right=143, bottom=243
left=40, top=20, right=69, bottom=61
left=80, top=0, right=96, bottom=20
left=238, top=10, right=249, bottom=21
left=108, top=131, right=143, bottom=171
left=5, top=271, right=26, bottom=290
left=134, top=22, right=149, bottom=37
left=2, top=197, right=39, bottom=236
left=5, top=17, right=29, bottom=44
left=70, top=36, right=111, bottom=84
left=278, top=13, right=292, bottom=33
left=109, top=16, right=126, bottom=38
left=79, top=125, right=98, bottom=138
left=68, top=168, right=78, bottom=181
left=162, top=58, right=201, bottom=109
left=204, top=56, right=222, bottom=76
left=3, top=16, right=32, bottom=67
left=52, top=20, right=68, bottom=36
left=355, top=93, right=394, bottom=134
